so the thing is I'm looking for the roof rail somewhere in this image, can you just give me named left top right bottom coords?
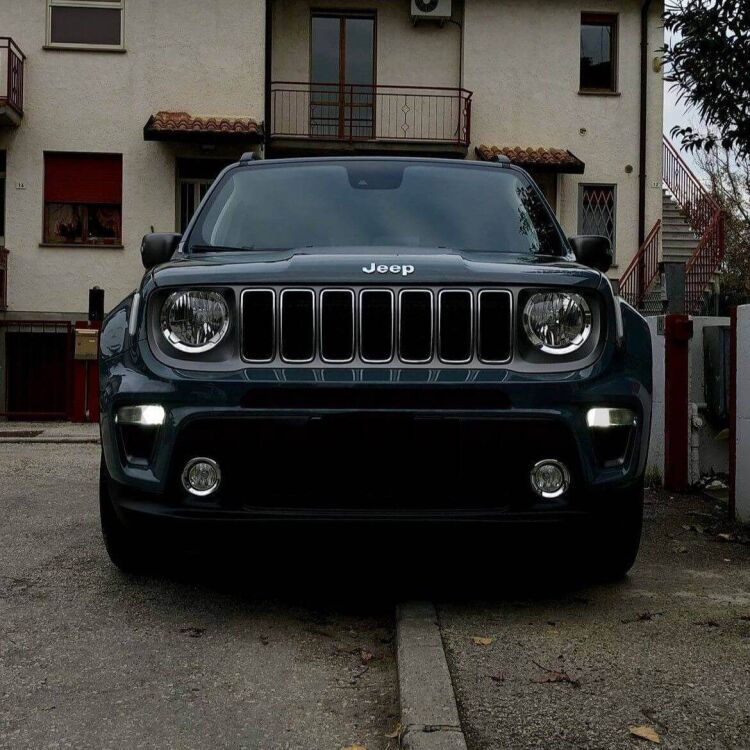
left=239, top=151, right=261, bottom=163
left=489, top=154, right=511, bottom=166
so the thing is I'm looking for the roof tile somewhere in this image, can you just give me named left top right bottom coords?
left=475, top=145, right=585, bottom=173
left=144, top=111, right=262, bottom=140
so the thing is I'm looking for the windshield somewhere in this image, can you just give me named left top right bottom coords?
left=187, top=161, right=566, bottom=256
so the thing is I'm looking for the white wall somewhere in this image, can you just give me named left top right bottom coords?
left=463, top=0, right=664, bottom=277
left=1, top=0, right=664, bottom=316
left=735, top=305, right=750, bottom=524
left=646, top=315, right=731, bottom=487
left=689, top=317, right=731, bottom=482
left=646, top=316, right=665, bottom=478
left=272, top=0, right=462, bottom=88
left=0, top=0, right=265, bottom=316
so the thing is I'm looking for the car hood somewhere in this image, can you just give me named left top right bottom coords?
left=149, top=247, right=605, bottom=290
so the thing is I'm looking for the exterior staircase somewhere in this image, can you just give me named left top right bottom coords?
left=620, top=136, right=725, bottom=315
left=662, top=190, right=699, bottom=264
left=635, top=192, right=702, bottom=314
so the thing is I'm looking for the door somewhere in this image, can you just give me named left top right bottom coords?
left=528, top=172, right=558, bottom=214
left=176, top=158, right=234, bottom=233
left=310, top=13, right=376, bottom=139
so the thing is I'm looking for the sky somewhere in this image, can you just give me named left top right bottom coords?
left=663, top=82, right=704, bottom=174
left=662, top=30, right=706, bottom=177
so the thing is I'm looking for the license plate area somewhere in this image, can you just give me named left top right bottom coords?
left=173, top=416, right=580, bottom=510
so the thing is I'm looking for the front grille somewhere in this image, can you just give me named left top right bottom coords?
left=241, top=287, right=512, bottom=366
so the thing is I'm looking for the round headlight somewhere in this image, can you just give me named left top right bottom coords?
left=522, top=292, right=592, bottom=355
left=161, top=290, right=230, bottom=352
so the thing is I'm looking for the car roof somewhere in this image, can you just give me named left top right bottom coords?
left=230, top=154, right=529, bottom=176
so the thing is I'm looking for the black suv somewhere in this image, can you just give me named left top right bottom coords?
left=99, top=157, right=652, bottom=579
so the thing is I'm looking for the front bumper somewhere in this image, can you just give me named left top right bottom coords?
left=101, top=343, right=652, bottom=528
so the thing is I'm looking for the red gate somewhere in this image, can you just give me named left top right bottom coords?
left=0, top=320, right=74, bottom=420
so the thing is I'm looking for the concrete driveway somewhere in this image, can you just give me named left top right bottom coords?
left=439, top=490, right=750, bottom=749
left=1, top=435, right=749, bottom=749
left=0, top=440, right=398, bottom=750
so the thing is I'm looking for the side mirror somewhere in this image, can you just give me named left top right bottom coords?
left=568, top=235, right=613, bottom=273
left=141, top=233, right=181, bottom=270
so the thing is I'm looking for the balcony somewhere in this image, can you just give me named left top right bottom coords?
left=0, top=37, right=25, bottom=127
left=269, top=82, right=472, bottom=157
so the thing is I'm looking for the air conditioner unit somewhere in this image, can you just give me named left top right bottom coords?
left=411, top=0, right=452, bottom=22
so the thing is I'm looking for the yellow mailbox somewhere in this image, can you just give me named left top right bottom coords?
left=74, top=328, right=99, bottom=360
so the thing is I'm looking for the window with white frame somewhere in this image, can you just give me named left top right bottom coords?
left=47, top=0, right=124, bottom=49
left=578, top=184, right=616, bottom=258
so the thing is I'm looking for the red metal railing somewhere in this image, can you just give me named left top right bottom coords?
left=620, top=219, right=661, bottom=310
left=663, top=137, right=720, bottom=235
left=270, top=82, right=472, bottom=146
left=620, top=136, right=725, bottom=314
left=0, top=37, right=25, bottom=116
left=685, top=210, right=725, bottom=314
left=662, top=136, right=725, bottom=314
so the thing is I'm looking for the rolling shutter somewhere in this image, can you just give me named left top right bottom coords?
left=44, top=153, right=122, bottom=205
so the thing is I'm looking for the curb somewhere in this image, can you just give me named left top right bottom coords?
left=396, top=601, right=468, bottom=750
left=0, top=438, right=100, bottom=445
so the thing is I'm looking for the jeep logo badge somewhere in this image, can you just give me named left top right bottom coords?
left=362, top=262, right=415, bottom=277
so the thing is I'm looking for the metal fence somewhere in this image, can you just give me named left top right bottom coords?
left=620, top=220, right=661, bottom=311
left=270, top=82, right=472, bottom=146
left=0, top=320, right=74, bottom=420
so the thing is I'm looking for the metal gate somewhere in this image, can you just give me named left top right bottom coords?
left=0, top=319, right=74, bottom=420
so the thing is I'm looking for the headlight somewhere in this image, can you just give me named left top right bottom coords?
left=161, top=290, right=230, bottom=352
left=522, top=291, right=592, bottom=355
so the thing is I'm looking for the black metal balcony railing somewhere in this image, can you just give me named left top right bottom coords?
left=271, top=82, right=472, bottom=147
left=0, top=37, right=25, bottom=116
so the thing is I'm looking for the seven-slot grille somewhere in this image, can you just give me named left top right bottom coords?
left=241, top=288, right=512, bottom=366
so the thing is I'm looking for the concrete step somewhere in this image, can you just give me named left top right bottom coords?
left=663, top=240, right=699, bottom=253
left=663, top=230, right=699, bottom=242
left=662, top=210, right=692, bottom=222
left=663, top=228, right=698, bottom=240
left=662, top=220, right=697, bottom=232
left=663, top=252, right=696, bottom=264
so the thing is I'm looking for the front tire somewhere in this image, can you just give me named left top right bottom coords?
left=99, top=456, right=159, bottom=574
left=585, top=485, right=644, bottom=583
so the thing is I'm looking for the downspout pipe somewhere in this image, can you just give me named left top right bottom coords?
left=638, top=0, right=653, bottom=247
left=264, top=0, right=273, bottom=158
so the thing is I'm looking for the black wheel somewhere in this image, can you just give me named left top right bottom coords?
left=99, top=455, right=159, bottom=574
left=585, top=484, right=644, bottom=583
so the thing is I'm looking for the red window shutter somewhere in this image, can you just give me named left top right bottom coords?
left=44, top=153, right=122, bottom=204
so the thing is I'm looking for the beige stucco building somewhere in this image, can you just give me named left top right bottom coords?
left=0, top=0, right=663, bottom=417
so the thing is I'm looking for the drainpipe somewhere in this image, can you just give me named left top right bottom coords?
left=264, top=0, right=273, bottom=158
left=638, top=0, right=653, bottom=247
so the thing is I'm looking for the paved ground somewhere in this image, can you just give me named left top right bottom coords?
left=0, top=441, right=398, bottom=750
left=2, top=436, right=750, bottom=750
left=439, top=490, right=750, bottom=750
left=0, top=421, right=99, bottom=443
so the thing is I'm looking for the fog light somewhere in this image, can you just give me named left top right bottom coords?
left=586, top=407, right=637, bottom=429
left=530, top=460, right=570, bottom=499
left=116, top=404, right=166, bottom=426
left=182, top=458, right=221, bottom=497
